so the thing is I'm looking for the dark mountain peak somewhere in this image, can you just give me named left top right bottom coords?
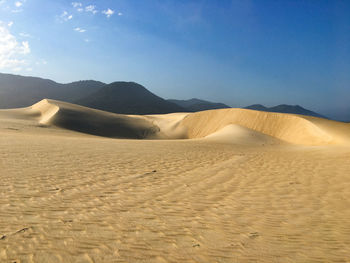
left=68, top=80, right=105, bottom=86
left=0, top=72, right=59, bottom=87
left=105, top=81, right=148, bottom=91
left=0, top=73, right=104, bottom=108
left=76, top=82, right=185, bottom=115
left=93, top=82, right=162, bottom=102
left=273, top=104, right=303, bottom=110
left=245, top=103, right=327, bottom=119
left=244, top=104, right=268, bottom=111
left=168, top=98, right=230, bottom=112
left=188, top=98, right=206, bottom=103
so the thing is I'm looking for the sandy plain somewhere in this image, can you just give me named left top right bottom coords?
left=1, top=99, right=350, bottom=262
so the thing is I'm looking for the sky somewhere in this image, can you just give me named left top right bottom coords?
left=0, top=0, right=349, bottom=120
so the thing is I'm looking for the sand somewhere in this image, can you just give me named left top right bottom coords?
left=1, top=99, right=350, bottom=262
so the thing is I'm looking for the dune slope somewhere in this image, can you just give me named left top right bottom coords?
left=204, top=124, right=283, bottom=145
left=2, top=99, right=350, bottom=145
left=31, top=99, right=160, bottom=139
left=181, top=108, right=350, bottom=145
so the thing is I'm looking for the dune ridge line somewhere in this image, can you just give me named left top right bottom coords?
left=2, top=99, right=350, bottom=145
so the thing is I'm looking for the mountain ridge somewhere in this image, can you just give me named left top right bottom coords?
left=0, top=72, right=105, bottom=108
left=0, top=72, right=330, bottom=119
left=76, top=81, right=186, bottom=115
left=245, top=104, right=327, bottom=119
left=167, top=98, right=230, bottom=112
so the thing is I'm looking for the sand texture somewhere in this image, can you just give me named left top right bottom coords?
left=1, top=99, right=350, bottom=262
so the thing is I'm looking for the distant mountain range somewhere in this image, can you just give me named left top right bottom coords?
left=244, top=104, right=327, bottom=118
left=0, top=72, right=330, bottom=119
left=0, top=73, right=104, bottom=108
left=167, top=98, right=230, bottom=112
left=76, top=82, right=184, bottom=115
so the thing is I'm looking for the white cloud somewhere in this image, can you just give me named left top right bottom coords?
left=118, top=12, right=123, bottom=16
left=85, top=5, right=97, bottom=14
left=21, top=41, right=30, bottom=54
left=72, top=2, right=83, bottom=12
left=71, top=2, right=82, bottom=8
left=26, top=67, right=32, bottom=71
left=74, top=27, right=86, bottom=33
left=15, top=1, right=22, bottom=7
left=11, top=9, right=23, bottom=13
left=102, top=8, right=114, bottom=18
left=35, top=59, right=47, bottom=65
left=19, top=32, right=32, bottom=38
left=60, top=11, right=73, bottom=22
left=8, top=21, right=13, bottom=27
left=0, top=24, right=31, bottom=70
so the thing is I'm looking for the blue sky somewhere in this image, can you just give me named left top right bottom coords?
left=0, top=0, right=349, bottom=119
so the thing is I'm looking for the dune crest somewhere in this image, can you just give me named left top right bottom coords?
left=2, top=99, right=350, bottom=145
left=28, top=99, right=161, bottom=139
left=204, top=124, right=283, bottom=145
left=181, top=108, right=350, bottom=145
left=31, top=99, right=60, bottom=124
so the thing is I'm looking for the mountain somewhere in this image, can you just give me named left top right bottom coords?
left=168, top=98, right=231, bottom=112
left=76, top=81, right=186, bottom=115
left=244, top=104, right=268, bottom=111
left=0, top=73, right=331, bottom=118
left=245, top=104, right=327, bottom=118
left=0, top=73, right=105, bottom=108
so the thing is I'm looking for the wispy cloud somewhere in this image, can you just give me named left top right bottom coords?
left=19, top=32, right=32, bottom=38
left=85, top=5, right=97, bottom=14
left=74, top=27, right=86, bottom=33
left=71, top=2, right=82, bottom=8
left=72, top=2, right=83, bottom=12
left=59, top=11, right=73, bottom=22
left=8, top=21, right=13, bottom=27
left=102, top=8, right=114, bottom=18
left=70, top=3, right=120, bottom=18
left=0, top=23, right=31, bottom=71
left=35, top=59, right=47, bottom=66
left=12, top=0, right=25, bottom=11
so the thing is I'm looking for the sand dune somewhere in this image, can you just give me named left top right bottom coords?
left=29, top=99, right=160, bottom=139
left=2, top=99, right=350, bottom=145
left=181, top=108, right=350, bottom=145
left=145, top=113, right=189, bottom=139
left=204, top=124, right=283, bottom=145
left=1, top=99, right=350, bottom=262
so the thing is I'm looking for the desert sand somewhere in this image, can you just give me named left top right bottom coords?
left=1, top=99, right=350, bottom=262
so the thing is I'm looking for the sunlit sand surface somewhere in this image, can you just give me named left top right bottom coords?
left=1, top=100, right=350, bottom=262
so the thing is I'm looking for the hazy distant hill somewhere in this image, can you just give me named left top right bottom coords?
left=245, top=104, right=268, bottom=111
left=245, top=104, right=327, bottom=118
left=0, top=73, right=331, bottom=119
left=168, top=98, right=230, bottom=112
left=0, top=73, right=105, bottom=108
left=76, top=82, right=186, bottom=115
